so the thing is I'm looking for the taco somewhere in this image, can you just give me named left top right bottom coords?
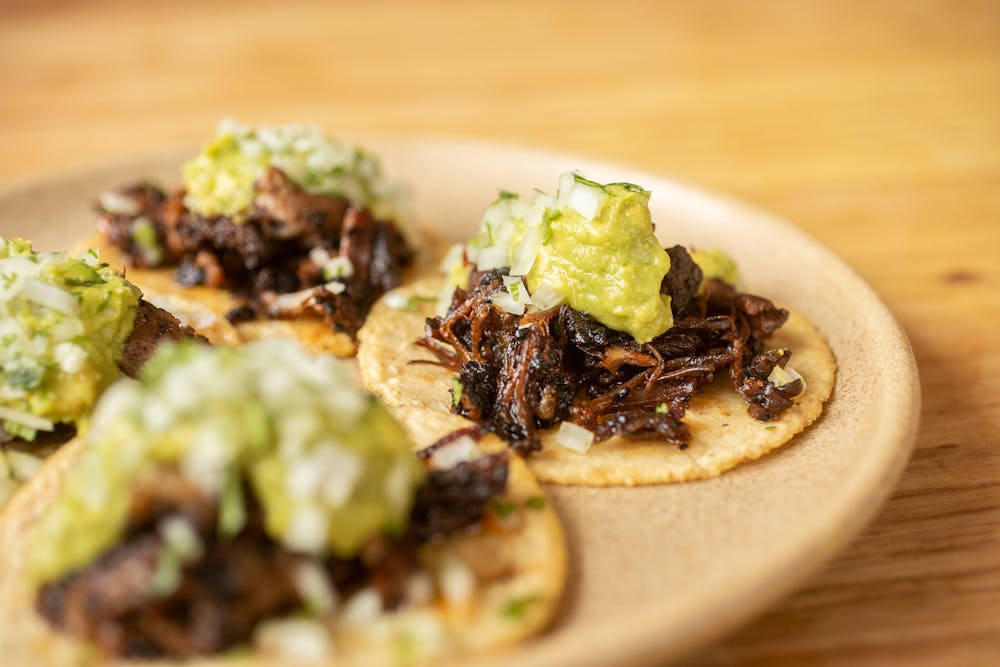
left=0, top=238, right=204, bottom=505
left=0, top=340, right=565, bottom=665
left=358, top=173, right=836, bottom=485
left=89, top=119, right=442, bottom=357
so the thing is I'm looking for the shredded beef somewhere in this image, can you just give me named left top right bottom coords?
left=38, top=453, right=509, bottom=659
left=119, top=300, right=207, bottom=377
left=97, top=167, right=413, bottom=340
left=409, top=452, right=509, bottom=540
left=420, top=246, right=802, bottom=454
left=663, top=244, right=704, bottom=319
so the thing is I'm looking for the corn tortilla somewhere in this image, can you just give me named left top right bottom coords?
left=358, top=277, right=836, bottom=486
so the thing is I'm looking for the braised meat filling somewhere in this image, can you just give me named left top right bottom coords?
left=119, top=299, right=206, bottom=377
left=97, top=167, right=413, bottom=339
left=418, top=246, right=804, bottom=455
left=37, top=454, right=508, bottom=659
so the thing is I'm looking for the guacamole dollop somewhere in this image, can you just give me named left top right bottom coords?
left=691, top=248, right=740, bottom=287
left=0, top=238, right=140, bottom=439
left=181, top=119, right=402, bottom=220
left=460, top=172, right=673, bottom=343
left=29, top=340, right=424, bottom=586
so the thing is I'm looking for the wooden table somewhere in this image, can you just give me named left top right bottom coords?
left=2, top=1, right=997, bottom=664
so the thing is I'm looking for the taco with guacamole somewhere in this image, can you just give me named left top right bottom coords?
left=88, top=119, right=437, bottom=357
left=0, top=340, right=564, bottom=665
left=358, top=172, right=836, bottom=485
left=0, top=238, right=204, bottom=505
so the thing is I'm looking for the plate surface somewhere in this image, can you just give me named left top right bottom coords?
left=0, top=139, right=919, bottom=667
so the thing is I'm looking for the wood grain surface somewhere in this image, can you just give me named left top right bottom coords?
left=1, top=0, right=998, bottom=665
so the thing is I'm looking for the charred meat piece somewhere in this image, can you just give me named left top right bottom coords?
left=421, top=258, right=802, bottom=453
left=662, top=245, right=704, bottom=319
left=97, top=167, right=413, bottom=341
left=119, top=300, right=207, bottom=377
left=409, top=452, right=509, bottom=540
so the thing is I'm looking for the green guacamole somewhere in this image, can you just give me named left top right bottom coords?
left=526, top=180, right=672, bottom=343
left=691, top=248, right=740, bottom=287
left=464, top=173, right=673, bottom=343
left=181, top=120, right=399, bottom=219
left=0, top=239, right=140, bottom=439
left=28, top=340, right=424, bottom=586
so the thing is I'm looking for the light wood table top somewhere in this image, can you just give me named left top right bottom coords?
left=1, top=1, right=998, bottom=664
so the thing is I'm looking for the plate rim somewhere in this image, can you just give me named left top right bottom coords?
left=0, top=137, right=921, bottom=667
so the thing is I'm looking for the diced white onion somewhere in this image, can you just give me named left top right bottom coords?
left=53, top=342, right=86, bottom=373
left=21, top=279, right=79, bottom=316
left=527, top=281, right=564, bottom=311
left=556, top=421, right=594, bottom=453
left=383, top=291, right=411, bottom=311
left=489, top=276, right=532, bottom=315
left=509, top=224, right=541, bottom=276
left=439, top=243, right=465, bottom=273
left=555, top=172, right=576, bottom=208
left=438, top=554, right=475, bottom=606
left=427, top=436, right=479, bottom=470
left=99, top=191, right=141, bottom=216
left=284, top=504, right=328, bottom=555
left=321, top=256, right=354, bottom=281
left=322, top=281, right=347, bottom=295
left=255, top=618, right=334, bottom=662
left=273, top=288, right=317, bottom=311
left=475, top=245, right=510, bottom=271
left=768, top=364, right=806, bottom=392
left=158, top=515, right=204, bottom=561
left=340, top=587, right=383, bottom=626
left=565, top=181, right=606, bottom=220
left=293, top=560, right=337, bottom=614
left=0, top=406, right=54, bottom=432
left=317, top=445, right=363, bottom=507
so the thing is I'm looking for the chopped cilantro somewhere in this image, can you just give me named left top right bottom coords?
left=607, top=181, right=650, bottom=196
left=541, top=209, right=560, bottom=245
left=492, top=500, right=517, bottom=519
left=497, top=189, right=519, bottom=201
left=218, top=471, right=246, bottom=539
left=525, top=496, right=546, bottom=510
left=571, top=173, right=605, bottom=190
left=654, top=403, right=669, bottom=414
left=502, top=595, right=539, bottom=620
left=451, top=376, right=464, bottom=408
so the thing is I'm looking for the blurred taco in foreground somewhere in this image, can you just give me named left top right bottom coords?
left=0, top=340, right=564, bottom=665
left=0, top=238, right=203, bottom=505
left=358, top=173, right=836, bottom=485
left=87, top=119, right=442, bottom=357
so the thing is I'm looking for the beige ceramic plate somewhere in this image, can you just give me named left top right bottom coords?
left=0, top=140, right=919, bottom=667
